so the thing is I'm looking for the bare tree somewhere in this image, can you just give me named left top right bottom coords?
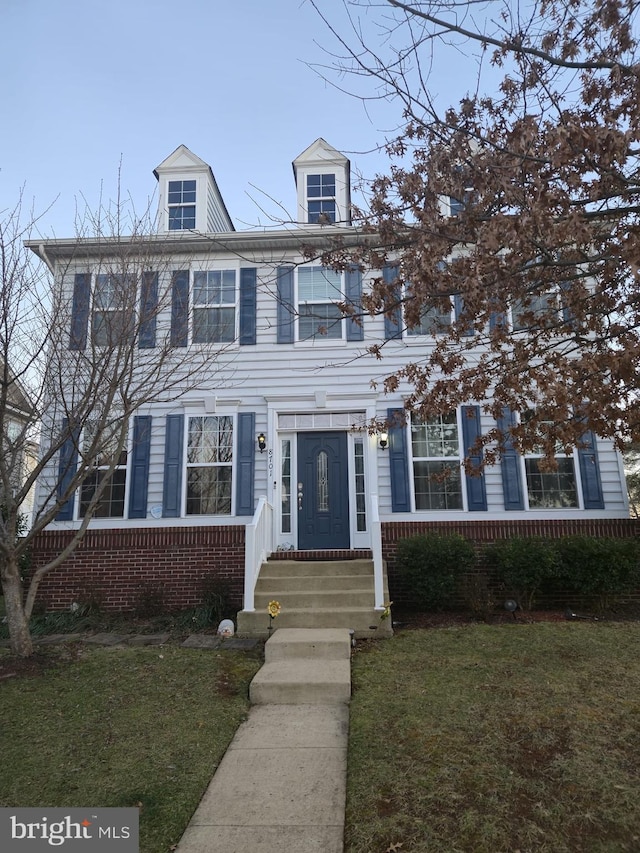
left=311, top=0, right=640, bottom=460
left=1, top=194, right=231, bottom=657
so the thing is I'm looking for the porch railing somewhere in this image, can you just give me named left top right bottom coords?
left=243, top=495, right=273, bottom=612
left=370, top=493, right=385, bottom=610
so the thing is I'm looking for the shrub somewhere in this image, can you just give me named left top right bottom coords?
left=395, top=533, right=476, bottom=610
left=197, top=573, right=233, bottom=623
left=132, top=583, right=167, bottom=618
left=460, top=571, right=497, bottom=621
left=556, top=536, right=640, bottom=611
left=487, top=536, right=558, bottom=610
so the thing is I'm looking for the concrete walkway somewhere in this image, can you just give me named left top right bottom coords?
left=175, top=628, right=352, bottom=853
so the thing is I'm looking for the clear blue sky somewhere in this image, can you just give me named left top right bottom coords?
left=1, top=0, right=479, bottom=237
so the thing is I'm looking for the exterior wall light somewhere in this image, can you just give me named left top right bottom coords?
left=257, top=433, right=266, bottom=453
left=379, top=432, right=389, bottom=450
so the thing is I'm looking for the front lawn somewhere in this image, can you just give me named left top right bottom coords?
left=0, top=644, right=261, bottom=853
left=346, top=622, right=640, bottom=853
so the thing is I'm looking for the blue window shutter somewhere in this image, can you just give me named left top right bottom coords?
left=454, top=294, right=474, bottom=336
left=239, top=268, right=257, bottom=345
left=128, top=416, right=152, bottom=518
left=345, top=266, right=364, bottom=342
left=383, top=266, right=402, bottom=340
left=388, top=407, right=411, bottom=512
left=578, top=429, right=605, bottom=509
left=235, top=412, right=256, bottom=516
left=497, top=407, right=525, bottom=510
left=69, top=273, right=91, bottom=350
left=162, top=414, right=184, bottom=517
left=56, top=418, right=79, bottom=520
left=170, top=270, right=189, bottom=347
left=139, top=272, right=158, bottom=348
left=489, top=299, right=507, bottom=333
left=461, top=406, right=487, bottom=511
left=560, top=281, right=575, bottom=327
left=277, top=266, right=295, bottom=344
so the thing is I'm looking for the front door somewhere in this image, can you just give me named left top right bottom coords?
left=297, top=431, right=350, bottom=550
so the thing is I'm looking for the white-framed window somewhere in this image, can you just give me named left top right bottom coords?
left=168, top=180, right=196, bottom=230
left=297, top=266, right=343, bottom=340
left=406, top=296, right=452, bottom=336
left=512, top=291, right=560, bottom=331
left=192, top=270, right=237, bottom=343
left=307, top=173, right=336, bottom=224
left=6, top=419, right=21, bottom=443
left=281, top=438, right=292, bottom=534
left=353, top=437, right=366, bottom=531
left=185, top=415, right=233, bottom=515
left=522, top=417, right=579, bottom=508
left=411, top=413, right=464, bottom=510
left=92, top=274, right=134, bottom=347
left=79, top=421, right=128, bottom=518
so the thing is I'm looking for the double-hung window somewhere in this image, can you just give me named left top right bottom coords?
left=298, top=267, right=343, bottom=340
left=92, top=274, right=134, bottom=347
left=512, top=291, right=559, bottom=331
left=406, top=297, right=452, bottom=336
left=307, top=173, right=336, bottom=224
left=523, top=418, right=578, bottom=508
left=168, top=180, right=196, bottom=230
left=79, top=422, right=128, bottom=518
left=192, top=270, right=236, bottom=343
left=186, top=415, right=233, bottom=514
left=411, top=413, right=463, bottom=510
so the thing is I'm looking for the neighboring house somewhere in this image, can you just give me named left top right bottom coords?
left=26, top=140, right=634, bottom=616
left=1, top=360, right=38, bottom=527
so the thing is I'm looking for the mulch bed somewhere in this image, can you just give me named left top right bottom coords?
left=392, top=601, right=640, bottom=630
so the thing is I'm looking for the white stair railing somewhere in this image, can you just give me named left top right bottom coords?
left=369, top=493, right=385, bottom=609
left=243, top=495, right=273, bottom=612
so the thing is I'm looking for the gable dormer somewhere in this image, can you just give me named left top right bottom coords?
left=293, top=139, right=351, bottom=226
left=154, top=145, right=235, bottom=234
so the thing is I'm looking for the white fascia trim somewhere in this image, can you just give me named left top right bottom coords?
left=265, top=391, right=378, bottom=409
left=46, top=516, right=249, bottom=531
left=381, top=510, right=632, bottom=522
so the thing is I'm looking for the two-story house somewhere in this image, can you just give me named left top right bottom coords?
left=27, top=139, right=633, bottom=632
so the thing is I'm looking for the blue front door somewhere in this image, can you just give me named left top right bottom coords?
left=297, top=431, right=350, bottom=550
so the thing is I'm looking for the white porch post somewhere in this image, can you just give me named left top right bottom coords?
left=370, top=493, right=385, bottom=609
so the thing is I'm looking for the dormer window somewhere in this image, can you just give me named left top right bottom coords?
left=168, top=180, right=196, bottom=230
left=307, top=173, right=336, bottom=224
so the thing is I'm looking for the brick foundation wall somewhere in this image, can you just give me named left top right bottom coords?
left=29, top=517, right=640, bottom=614
left=382, top=518, right=640, bottom=608
left=30, top=526, right=246, bottom=613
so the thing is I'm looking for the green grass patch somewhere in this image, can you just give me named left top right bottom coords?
left=0, top=644, right=261, bottom=852
left=347, top=623, right=640, bottom=853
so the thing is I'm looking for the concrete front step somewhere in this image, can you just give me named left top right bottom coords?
left=250, top=629, right=352, bottom=705
left=250, top=659, right=351, bottom=705
left=260, top=559, right=375, bottom=578
left=237, top=606, right=393, bottom=639
left=255, top=590, right=377, bottom=609
left=257, top=574, right=374, bottom=592
left=265, top=628, right=352, bottom=662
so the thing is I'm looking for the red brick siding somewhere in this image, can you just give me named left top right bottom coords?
left=30, top=518, right=640, bottom=613
left=382, top=518, right=640, bottom=607
left=30, top=526, right=246, bottom=613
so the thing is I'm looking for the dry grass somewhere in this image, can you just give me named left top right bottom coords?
left=346, top=622, right=640, bottom=853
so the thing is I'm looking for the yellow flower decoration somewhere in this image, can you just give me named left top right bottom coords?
left=267, top=600, right=281, bottom=619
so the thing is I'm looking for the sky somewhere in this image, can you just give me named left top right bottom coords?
left=1, top=0, right=480, bottom=238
